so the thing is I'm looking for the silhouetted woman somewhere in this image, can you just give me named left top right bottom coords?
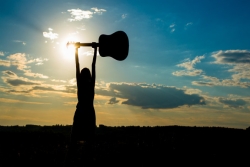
left=71, top=45, right=97, bottom=144
left=65, top=45, right=97, bottom=167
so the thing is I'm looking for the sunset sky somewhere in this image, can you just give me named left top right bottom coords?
left=1, top=0, right=250, bottom=128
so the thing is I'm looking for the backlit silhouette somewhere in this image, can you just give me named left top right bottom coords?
left=65, top=31, right=129, bottom=166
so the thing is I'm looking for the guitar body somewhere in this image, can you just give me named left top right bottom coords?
left=99, top=31, right=129, bottom=61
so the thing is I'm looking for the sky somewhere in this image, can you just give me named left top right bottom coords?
left=0, top=0, right=250, bottom=128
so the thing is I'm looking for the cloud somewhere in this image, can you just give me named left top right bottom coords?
left=0, top=98, right=48, bottom=105
left=212, top=50, right=250, bottom=81
left=186, top=22, right=193, bottom=26
left=177, top=56, right=205, bottom=70
left=0, top=71, right=73, bottom=97
left=192, top=75, right=250, bottom=88
left=27, top=58, right=48, bottom=65
left=91, top=7, right=106, bottom=14
left=122, top=14, right=127, bottom=19
left=219, top=98, right=247, bottom=108
left=191, top=50, right=250, bottom=88
left=5, top=78, right=40, bottom=86
left=97, top=83, right=205, bottom=109
left=5, top=53, right=49, bottom=79
left=169, top=23, right=175, bottom=32
left=2, top=70, right=17, bottom=77
left=169, top=24, right=175, bottom=28
left=0, top=51, right=4, bottom=56
left=212, top=50, right=250, bottom=64
left=51, top=79, right=67, bottom=83
left=173, top=55, right=205, bottom=76
left=173, top=69, right=203, bottom=76
left=13, top=40, right=26, bottom=45
left=107, top=97, right=119, bottom=104
left=0, top=59, right=10, bottom=66
left=43, top=28, right=58, bottom=40
left=229, top=64, right=250, bottom=81
left=67, top=8, right=106, bottom=21
left=185, top=22, right=193, bottom=29
left=2, top=71, right=41, bottom=86
left=23, top=70, right=49, bottom=79
left=68, top=9, right=93, bottom=21
left=7, top=53, right=28, bottom=70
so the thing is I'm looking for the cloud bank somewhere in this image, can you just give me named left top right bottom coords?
left=219, top=98, right=247, bottom=109
left=192, top=50, right=250, bottom=88
left=97, top=83, right=205, bottom=109
left=2, top=53, right=49, bottom=79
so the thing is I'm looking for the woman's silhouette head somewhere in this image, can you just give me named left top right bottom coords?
left=81, top=68, right=91, bottom=83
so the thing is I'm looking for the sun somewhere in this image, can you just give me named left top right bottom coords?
left=60, top=34, right=81, bottom=60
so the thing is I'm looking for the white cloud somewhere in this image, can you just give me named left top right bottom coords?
left=177, top=56, right=205, bottom=70
left=5, top=53, right=49, bottom=79
left=186, top=22, right=193, bottom=26
left=68, top=9, right=93, bottom=21
left=8, top=53, right=28, bottom=70
left=169, top=24, right=175, bottom=28
left=192, top=50, right=250, bottom=88
left=91, top=7, right=106, bottom=14
left=67, top=8, right=107, bottom=21
left=27, top=58, right=48, bottom=65
left=23, top=70, right=49, bottom=79
left=0, top=59, right=10, bottom=66
left=169, top=23, right=176, bottom=33
left=173, top=55, right=205, bottom=76
left=43, top=28, right=58, bottom=40
left=51, top=79, right=67, bottom=83
left=173, top=69, right=203, bottom=76
left=122, top=14, right=127, bottom=19
left=0, top=51, right=4, bottom=56
left=192, top=75, right=250, bottom=88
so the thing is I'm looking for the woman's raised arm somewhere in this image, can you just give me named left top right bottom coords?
left=91, top=46, right=97, bottom=88
left=75, top=47, right=81, bottom=88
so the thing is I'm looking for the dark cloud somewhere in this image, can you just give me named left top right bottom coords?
left=7, top=89, right=31, bottom=94
left=95, top=88, right=115, bottom=97
left=107, top=97, right=119, bottom=104
left=32, top=86, right=57, bottom=91
left=99, top=83, right=205, bottom=109
left=2, top=70, right=17, bottom=76
left=219, top=98, right=247, bottom=108
left=6, top=78, right=40, bottom=86
left=192, top=81, right=217, bottom=87
left=212, top=50, right=250, bottom=64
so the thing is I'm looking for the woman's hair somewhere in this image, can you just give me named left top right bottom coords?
left=80, top=68, right=91, bottom=82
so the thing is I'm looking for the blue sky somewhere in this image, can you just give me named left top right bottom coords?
left=0, top=0, right=250, bottom=128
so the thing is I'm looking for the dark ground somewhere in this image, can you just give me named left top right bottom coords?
left=0, top=125, right=249, bottom=166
